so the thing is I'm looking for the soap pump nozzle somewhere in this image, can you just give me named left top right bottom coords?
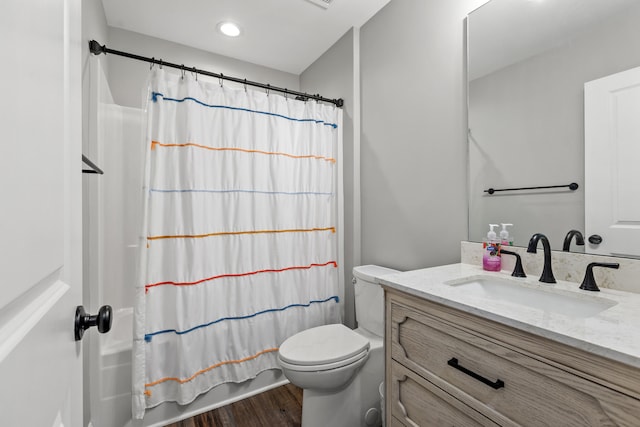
left=487, top=224, right=498, bottom=241
left=500, top=223, right=513, bottom=245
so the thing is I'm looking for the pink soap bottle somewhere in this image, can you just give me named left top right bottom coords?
left=482, top=224, right=501, bottom=271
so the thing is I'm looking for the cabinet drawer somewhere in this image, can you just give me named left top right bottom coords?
left=390, top=300, right=640, bottom=426
left=390, top=360, right=498, bottom=427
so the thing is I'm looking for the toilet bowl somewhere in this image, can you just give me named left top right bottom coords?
left=278, top=323, right=370, bottom=391
left=278, top=265, right=399, bottom=427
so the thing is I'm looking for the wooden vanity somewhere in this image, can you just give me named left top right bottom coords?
left=384, top=287, right=640, bottom=426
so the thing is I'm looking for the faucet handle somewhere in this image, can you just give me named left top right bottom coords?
left=500, top=249, right=526, bottom=278
left=579, top=262, right=619, bottom=292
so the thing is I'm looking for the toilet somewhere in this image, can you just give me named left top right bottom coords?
left=278, top=265, right=399, bottom=427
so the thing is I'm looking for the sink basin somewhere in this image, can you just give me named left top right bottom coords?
left=445, top=276, right=617, bottom=318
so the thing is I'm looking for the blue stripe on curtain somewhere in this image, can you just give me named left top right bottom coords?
left=144, top=296, right=340, bottom=342
left=152, top=91, right=339, bottom=128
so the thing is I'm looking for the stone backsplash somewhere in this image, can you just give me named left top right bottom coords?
left=461, top=241, right=640, bottom=294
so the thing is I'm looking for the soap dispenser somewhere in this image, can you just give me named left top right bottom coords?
left=483, top=224, right=501, bottom=272
left=500, top=223, right=514, bottom=246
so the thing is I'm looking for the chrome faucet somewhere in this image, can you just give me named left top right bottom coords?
left=527, top=233, right=556, bottom=283
left=562, top=229, right=584, bottom=252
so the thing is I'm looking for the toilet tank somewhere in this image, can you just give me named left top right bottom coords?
left=353, top=265, right=399, bottom=337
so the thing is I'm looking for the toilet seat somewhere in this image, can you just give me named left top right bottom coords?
left=278, top=347, right=368, bottom=372
left=278, top=324, right=370, bottom=371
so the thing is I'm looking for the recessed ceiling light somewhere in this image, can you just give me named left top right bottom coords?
left=218, top=22, right=241, bottom=37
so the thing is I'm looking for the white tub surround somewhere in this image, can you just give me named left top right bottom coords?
left=378, top=263, right=640, bottom=369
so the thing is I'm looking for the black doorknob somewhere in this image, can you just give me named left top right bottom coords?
left=75, top=305, right=112, bottom=341
left=588, top=234, right=603, bottom=245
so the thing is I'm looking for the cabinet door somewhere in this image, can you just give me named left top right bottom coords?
left=390, top=361, right=498, bottom=427
left=388, top=293, right=640, bottom=426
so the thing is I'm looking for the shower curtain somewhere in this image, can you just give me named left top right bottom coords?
left=133, top=69, right=342, bottom=418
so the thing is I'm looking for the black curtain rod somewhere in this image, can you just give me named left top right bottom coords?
left=89, top=40, right=344, bottom=108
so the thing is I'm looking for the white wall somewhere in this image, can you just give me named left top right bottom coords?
left=105, top=28, right=300, bottom=109
left=468, top=3, right=640, bottom=250
left=301, top=29, right=357, bottom=327
left=359, top=0, right=488, bottom=271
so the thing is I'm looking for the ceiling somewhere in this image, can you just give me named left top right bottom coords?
left=101, top=0, right=390, bottom=75
left=468, top=0, right=639, bottom=80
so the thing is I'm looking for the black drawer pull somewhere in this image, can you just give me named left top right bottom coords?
left=447, top=358, right=505, bottom=390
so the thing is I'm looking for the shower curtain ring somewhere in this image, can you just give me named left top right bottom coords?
left=192, top=67, right=198, bottom=81
left=284, top=89, right=288, bottom=100
left=181, top=65, right=185, bottom=80
left=219, top=73, right=224, bottom=87
left=150, top=58, right=155, bottom=70
left=266, top=84, right=270, bottom=96
left=159, top=59, right=163, bottom=69
left=244, top=79, right=247, bottom=92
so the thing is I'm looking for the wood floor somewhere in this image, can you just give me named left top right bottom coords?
left=165, top=384, right=303, bottom=427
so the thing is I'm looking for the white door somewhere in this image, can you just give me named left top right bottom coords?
left=585, top=66, right=640, bottom=258
left=0, top=1, right=83, bottom=426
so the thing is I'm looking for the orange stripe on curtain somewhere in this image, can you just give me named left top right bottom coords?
left=151, top=141, right=336, bottom=163
left=144, top=347, right=279, bottom=392
left=147, top=226, right=336, bottom=242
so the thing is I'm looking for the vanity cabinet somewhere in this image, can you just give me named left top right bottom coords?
left=384, top=288, right=640, bottom=426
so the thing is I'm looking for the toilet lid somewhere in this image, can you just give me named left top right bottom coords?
left=279, top=324, right=370, bottom=366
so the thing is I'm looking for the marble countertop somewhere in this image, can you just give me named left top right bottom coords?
left=377, top=263, right=640, bottom=369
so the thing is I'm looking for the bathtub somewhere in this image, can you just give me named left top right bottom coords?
left=103, top=308, right=134, bottom=357
left=92, top=308, right=134, bottom=427
left=92, top=308, right=287, bottom=427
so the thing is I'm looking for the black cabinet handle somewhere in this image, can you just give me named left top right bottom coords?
left=447, top=358, right=505, bottom=390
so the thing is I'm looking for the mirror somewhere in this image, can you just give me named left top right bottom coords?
left=467, top=0, right=640, bottom=256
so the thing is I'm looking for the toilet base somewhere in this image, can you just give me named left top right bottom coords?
left=301, top=381, right=379, bottom=427
left=300, top=336, right=383, bottom=427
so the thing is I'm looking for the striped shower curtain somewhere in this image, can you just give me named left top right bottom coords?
left=133, top=69, right=342, bottom=418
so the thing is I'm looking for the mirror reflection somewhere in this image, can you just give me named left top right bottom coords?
left=467, top=0, right=640, bottom=258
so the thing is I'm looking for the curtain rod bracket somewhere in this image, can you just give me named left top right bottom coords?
left=89, top=40, right=106, bottom=56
